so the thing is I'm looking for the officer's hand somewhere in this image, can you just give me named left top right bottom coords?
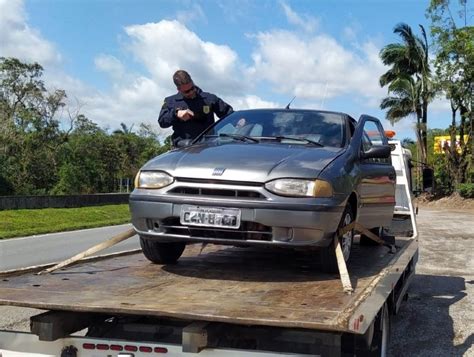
left=177, top=109, right=194, bottom=121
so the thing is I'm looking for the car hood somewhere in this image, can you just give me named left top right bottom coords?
left=142, top=142, right=344, bottom=182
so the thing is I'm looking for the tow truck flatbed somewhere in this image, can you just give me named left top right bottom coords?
left=0, top=236, right=417, bottom=335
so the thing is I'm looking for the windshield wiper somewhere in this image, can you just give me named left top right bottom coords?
left=218, top=133, right=260, bottom=143
left=259, top=136, right=324, bottom=146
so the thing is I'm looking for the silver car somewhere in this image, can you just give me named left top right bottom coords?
left=130, top=109, right=396, bottom=272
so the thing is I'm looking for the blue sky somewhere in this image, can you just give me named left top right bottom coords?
left=1, top=0, right=451, bottom=140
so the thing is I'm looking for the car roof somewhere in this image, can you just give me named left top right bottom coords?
left=235, top=108, right=350, bottom=117
left=234, top=108, right=357, bottom=124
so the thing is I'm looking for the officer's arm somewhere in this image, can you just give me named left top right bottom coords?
left=158, top=99, right=177, bottom=128
left=213, top=96, right=234, bottom=118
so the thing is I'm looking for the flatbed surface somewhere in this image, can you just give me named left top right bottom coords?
left=0, top=238, right=416, bottom=332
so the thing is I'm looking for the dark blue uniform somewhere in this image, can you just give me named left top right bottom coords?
left=158, top=87, right=233, bottom=146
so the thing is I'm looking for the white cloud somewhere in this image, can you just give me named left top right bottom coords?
left=248, top=29, right=387, bottom=103
left=124, top=20, right=244, bottom=96
left=76, top=77, right=163, bottom=133
left=280, top=1, right=318, bottom=33
left=343, top=26, right=358, bottom=42
left=176, top=3, right=207, bottom=26
left=94, top=54, right=126, bottom=82
left=0, top=0, right=60, bottom=65
left=230, top=95, right=279, bottom=110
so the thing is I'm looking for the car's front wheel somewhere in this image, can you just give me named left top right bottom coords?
left=320, top=205, right=354, bottom=273
left=139, top=236, right=186, bottom=264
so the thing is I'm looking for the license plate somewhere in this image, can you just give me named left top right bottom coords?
left=180, top=205, right=241, bottom=229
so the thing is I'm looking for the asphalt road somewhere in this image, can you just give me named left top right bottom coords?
left=388, top=207, right=474, bottom=357
left=0, top=208, right=473, bottom=356
left=0, top=224, right=139, bottom=271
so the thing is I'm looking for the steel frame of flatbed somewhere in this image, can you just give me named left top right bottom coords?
left=0, top=236, right=417, bottom=329
left=0, top=234, right=418, bottom=356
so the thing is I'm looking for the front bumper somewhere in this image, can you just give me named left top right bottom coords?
left=130, top=192, right=345, bottom=248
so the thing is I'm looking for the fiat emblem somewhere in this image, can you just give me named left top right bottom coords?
left=212, top=167, right=226, bottom=176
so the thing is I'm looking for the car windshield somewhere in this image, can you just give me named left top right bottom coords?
left=201, top=109, right=345, bottom=147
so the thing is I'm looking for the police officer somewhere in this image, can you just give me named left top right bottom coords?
left=159, top=70, right=233, bottom=147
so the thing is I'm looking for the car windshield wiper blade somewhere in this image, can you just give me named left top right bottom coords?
left=259, top=136, right=324, bottom=146
left=218, top=133, right=260, bottom=143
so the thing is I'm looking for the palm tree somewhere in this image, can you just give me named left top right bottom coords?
left=113, top=122, right=134, bottom=135
left=379, top=23, right=432, bottom=162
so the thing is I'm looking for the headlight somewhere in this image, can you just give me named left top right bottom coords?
left=265, top=179, right=333, bottom=197
left=135, top=171, right=174, bottom=189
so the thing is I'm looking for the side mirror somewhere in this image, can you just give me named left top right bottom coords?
left=361, top=145, right=391, bottom=159
left=176, top=139, right=193, bottom=148
left=422, top=167, right=434, bottom=193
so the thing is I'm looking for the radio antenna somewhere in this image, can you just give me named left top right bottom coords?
left=285, top=96, right=296, bottom=109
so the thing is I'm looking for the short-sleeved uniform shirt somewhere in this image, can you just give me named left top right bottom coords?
left=158, top=87, right=233, bottom=146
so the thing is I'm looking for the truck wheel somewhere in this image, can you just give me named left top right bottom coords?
left=358, top=303, right=390, bottom=356
left=139, top=236, right=186, bottom=264
left=360, top=227, right=383, bottom=246
left=320, top=205, right=354, bottom=273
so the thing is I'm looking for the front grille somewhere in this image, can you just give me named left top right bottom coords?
left=168, top=187, right=265, bottom=199
left=158, top=217, right=272, bottom=241
left=176, top=178, right=262, bottom=187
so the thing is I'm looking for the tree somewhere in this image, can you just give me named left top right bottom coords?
left=427, top=0, right=473, bottom=185
left=113, top=122, right=135, bottom=135
left=379, top=23, right=433, bottom=163
left=1, top=57, right=169, bottom=196
left=111, top=123, right=167, bottom=186
left=0, top=57, right=67, bottom=194
left=52, top=131, right=122, bottom=194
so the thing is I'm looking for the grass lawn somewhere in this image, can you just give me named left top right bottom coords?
left=0, top=204, right=131, bottom=239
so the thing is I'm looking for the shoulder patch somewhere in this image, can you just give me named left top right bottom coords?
left=162, top=100, right=167, bottom=108
left=203, top=105, right=210, bottom=114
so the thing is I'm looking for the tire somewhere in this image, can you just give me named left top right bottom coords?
left=360, top=227, right=383, bottom=246
left=139, top=236, right=186, bottom=264
left=359, top=303, right=390, bottom=356
left=320, top=205, right=354, bottom=273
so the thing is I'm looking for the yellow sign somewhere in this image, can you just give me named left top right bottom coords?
left=434, top=135, right=469, bottom=154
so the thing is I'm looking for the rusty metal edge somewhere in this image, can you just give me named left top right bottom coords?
left=0, top=299, right=345, bottom=332
left=338, top=238, right=418, bottom=334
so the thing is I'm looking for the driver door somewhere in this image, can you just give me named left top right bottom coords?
left=351, top=115, right=396, bottom=229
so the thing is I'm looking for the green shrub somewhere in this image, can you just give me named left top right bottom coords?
left=456, top=183, right=474, bottom=198
left=432, top=156, right=454, bottom=196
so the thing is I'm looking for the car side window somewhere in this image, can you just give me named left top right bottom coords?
left=360, top=120, right=390, bottom=163
left=348, top=119, right=356, bottom=139
left=362, top=131, right=372, bottom=152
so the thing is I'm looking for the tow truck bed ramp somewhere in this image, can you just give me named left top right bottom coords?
left=0, top=237, right=417, bottom=335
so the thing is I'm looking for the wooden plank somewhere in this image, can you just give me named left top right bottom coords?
left=37, top=228, right=136, bottom=275
left=0, top=239, right=413, bottom=332
left=334, top=236, right=353, bottom=294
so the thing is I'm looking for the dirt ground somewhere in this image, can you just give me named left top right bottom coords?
left=417, top=193, right=474, bottom=211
